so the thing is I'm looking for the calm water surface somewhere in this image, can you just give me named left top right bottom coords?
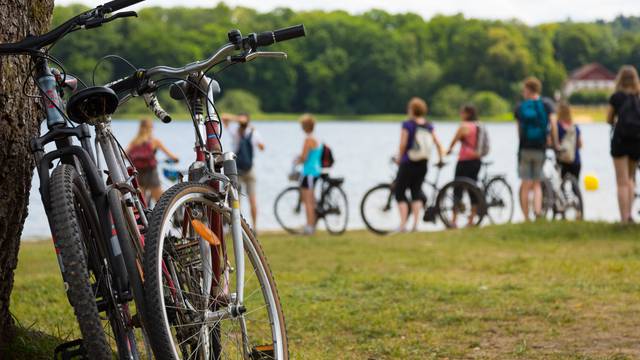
left=22, top=120, right=619, bottom=239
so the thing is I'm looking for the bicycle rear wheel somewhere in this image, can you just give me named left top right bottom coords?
left=360, top=183, right=398, bottom=235
left=560, top=174, right=583, bottom=221
left=321, top=185, right=349, bottom=235
left=144, top=182, right=288, bottom=360
left=483, top=177, right=514, bottom=224
left=273, top=186, right=306, bottom=234
left=436, top=179, right=486, bottom=228
left=48, top=164, right=112, bottom=359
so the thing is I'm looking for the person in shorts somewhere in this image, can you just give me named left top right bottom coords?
left=514, top=77, right=556, bottom=221
left=127, top=117, right=179, bottom=202
left=225, top=113, right=265, bottom=230
left=296, top=114, right=323, bottom=235
left=607, top=65, right=640, bottom=223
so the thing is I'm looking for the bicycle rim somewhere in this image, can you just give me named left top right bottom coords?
left=322, top=185, right=349, bottom=235
left=437, top=180, right=485, bottom=228
left=274, top=187, right=306, bottom=234
left=146, top=185, right=287, bottom=360
left=484, top=178, right=514, bottom=225
left=360, top=184, right=398, bottom=235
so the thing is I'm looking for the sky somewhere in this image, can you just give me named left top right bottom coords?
left=56, top=0, right=640, bottom=24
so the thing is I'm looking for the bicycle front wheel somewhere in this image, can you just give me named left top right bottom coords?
left=360, top=183, right=398, bottom=235
left=144, top=182, right=288, bottom=360
left=273, top=186, right=306, bottom=234
left=436, top=179, right=486, bottom=229
left=48, top=165, right=112, bottom=359
left=483, top=177, right=514, bottom=225
left=322, top=185, right=349, bottom=235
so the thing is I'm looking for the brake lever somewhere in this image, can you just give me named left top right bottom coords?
left=104, top=11, right=138, bottom=23
left=227, top=51, right=287, bottom=63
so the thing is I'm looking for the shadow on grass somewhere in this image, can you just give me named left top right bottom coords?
left=1, top=323, right=63, bottom=360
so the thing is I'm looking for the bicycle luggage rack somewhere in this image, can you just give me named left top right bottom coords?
left=53, top=339, right=87, bottom=359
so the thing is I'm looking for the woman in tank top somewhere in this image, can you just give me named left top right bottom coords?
left=446, top=104, right=483, bottom=227
left=296, top=114, right=323, bottom=235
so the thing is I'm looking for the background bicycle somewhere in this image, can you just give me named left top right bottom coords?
left=360, top=159, right=486, bottom=234
left=478, top=161, right=515, bottom=225
left=541, top=150, right=584, bottom=220
left=274, top=161, right=349, bottom=235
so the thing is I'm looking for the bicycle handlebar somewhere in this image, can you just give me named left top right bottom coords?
left=107, top=24, right=306, bottom=123
left=0, top=0, right=142, bottom=54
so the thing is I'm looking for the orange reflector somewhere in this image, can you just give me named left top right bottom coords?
left=191, top=219, right=221, bottom=245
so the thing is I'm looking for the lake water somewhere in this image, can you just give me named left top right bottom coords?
left=22, top=120, right=620, bottom=239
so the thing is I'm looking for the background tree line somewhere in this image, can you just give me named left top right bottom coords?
left=51, top=4, right=640, bottom=116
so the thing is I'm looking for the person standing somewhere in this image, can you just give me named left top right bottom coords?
left=607, top=65, right=640, bottom=223
left=296, top=114, right=323, bottom=235
left=556, top=101, right=583, bottom=180
left=446, top=104, right=484, bottom=227
left=127, top=117, right=179, bottom=202
left=226, top=113, right=265, bottom=230
left=395, top=97, right=444, bottom=232
left=514, top=77, right=556, bottom=221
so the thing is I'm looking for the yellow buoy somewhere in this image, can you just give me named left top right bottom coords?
left=584, top=173, right=599, bottom=191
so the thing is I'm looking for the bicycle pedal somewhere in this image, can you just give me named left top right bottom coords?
left=251, top=344, right=275, bottom=359
left=54, top=339, right=87, bottom=360
left=423, top=207, right=436, bottom=222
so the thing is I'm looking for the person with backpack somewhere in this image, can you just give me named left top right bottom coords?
left=556, top=101, right=582, bottom=179
left=394, top=97, right=444, bottom=233
left=607, top=65, right=640, bottom=223
left=228, top=113, right=265, bottom=230
left=127, top=117, right=179, bottom=202
left=514, top=77, right=556, bottom=221
left=446, top=104, right=488, bottom=227
left=296, top=114, right=323, bottom=235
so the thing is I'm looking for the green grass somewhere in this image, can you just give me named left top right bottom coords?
left=9, top=222, right=640, bottom=359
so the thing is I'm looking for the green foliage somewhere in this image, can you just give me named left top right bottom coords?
left=471, top=91, right=510, bottom=117
left=48, top=5, right=637, bottom=115
left=431, top=85, right=470, bottom=117
left=217, top=89, right=262, bottom=114
left=568, top=90, right=611, bottom=105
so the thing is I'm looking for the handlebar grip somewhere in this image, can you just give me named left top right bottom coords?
left=255, top=31, right=276, bottom=47
left=143, top=93, right=172, bottom=124
left=273, top=24, right=306, bottom=43
left=101, top=0, right=144, bottom=13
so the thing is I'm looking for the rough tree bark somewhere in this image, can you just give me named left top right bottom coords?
left=0, top=0, right=54, bottom=342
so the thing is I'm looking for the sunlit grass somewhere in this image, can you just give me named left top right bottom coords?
left=9, top=222, right=640, bottom=359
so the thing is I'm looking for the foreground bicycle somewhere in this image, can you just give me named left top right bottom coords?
left=274, top=163, right=349, bottom=235
left=0, top=0, right=153, bottom=358
left=107, top=25, right=306, bottom=359
left=361, top=159, right=485, bottom=234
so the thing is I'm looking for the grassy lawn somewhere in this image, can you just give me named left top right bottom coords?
left=7, top=222, right=640, bottom=359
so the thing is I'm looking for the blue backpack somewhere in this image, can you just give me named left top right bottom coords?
left=518, top=99, right=548, bottom=149
left=236, top=130, right=254, bottom=174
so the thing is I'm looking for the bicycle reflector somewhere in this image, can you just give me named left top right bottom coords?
left=191, top=219, right=221, bottom=245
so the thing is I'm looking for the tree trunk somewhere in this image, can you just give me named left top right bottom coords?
left=0, top=0, right=53, bottom=342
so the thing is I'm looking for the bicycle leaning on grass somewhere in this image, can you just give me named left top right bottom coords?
left=107, top=24, right=307, bottom=359
left=0, top=1, right=155, bottom=358
left=274, top=161, right=349, bottom=235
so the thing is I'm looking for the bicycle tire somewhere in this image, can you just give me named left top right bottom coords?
left=540, top=178, right=556, bottom=220
left=436, top=178, right=486, bottom=228
left=560, top=174, right=584, bottom=221
left=322, top=184, right=349, bottom=235
left=273, top=186, right=306, bottom=234
left=144, top=182, right=288, bottom=360
left=48, top=164, right=112, bottom=359
left=483, top=177, right=515, bottom=225
left=360, top=183, right=396, bottom=235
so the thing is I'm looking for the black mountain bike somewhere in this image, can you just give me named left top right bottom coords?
left=274, top=171, right=349, bottom=235
left=360, top=160, right=485, bottom=234
left=0, top=1, right=153, bottom=358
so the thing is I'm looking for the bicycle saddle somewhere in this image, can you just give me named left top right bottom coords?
left=67, top=86, right=119, bottom=124
left=326, top=177, right=344, bottom=186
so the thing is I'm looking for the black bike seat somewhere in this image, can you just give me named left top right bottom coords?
left=326, top=177, right=344, bottom=186
left=67, top=86, right=119, bottom=124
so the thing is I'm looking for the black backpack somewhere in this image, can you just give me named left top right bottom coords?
left=235, top=130, right=254, bottom=173
left=321, top=144, right=334, bottom=168
left=615, top=94, right=640, bottom=141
